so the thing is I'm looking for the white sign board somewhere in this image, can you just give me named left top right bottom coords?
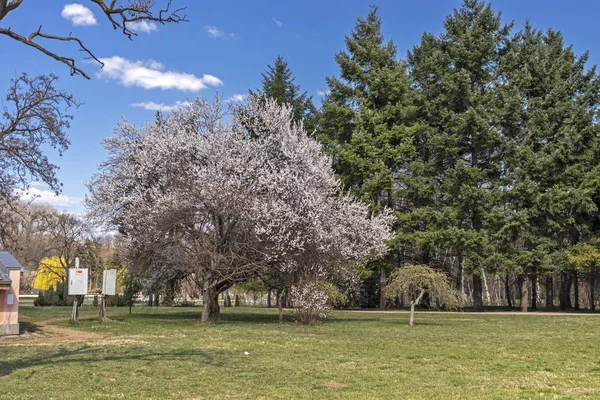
left=68, top=268, right=89, bottom=295
left=102, top=269, right=117, bottom=296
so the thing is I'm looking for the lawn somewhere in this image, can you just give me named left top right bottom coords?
left=1, top=306, right=599, bottom=399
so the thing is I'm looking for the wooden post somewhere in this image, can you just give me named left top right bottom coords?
left=71, top=295, right=80, bottom=321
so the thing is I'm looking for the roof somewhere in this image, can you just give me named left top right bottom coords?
left=0, top=252, right=24, bottom=286
left=0, top=252, right=24, bottom=271
left=0, top=263, right=11, bottom=285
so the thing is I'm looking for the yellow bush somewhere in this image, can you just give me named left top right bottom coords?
left=33, top=257, right=66, bottom=291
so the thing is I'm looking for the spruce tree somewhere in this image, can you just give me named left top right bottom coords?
left=407, top=0, right=511, bottom=310
left=496, top=23, right=600, bottom=310
left=252, top=55, right=317, bottom=132
left=318, top=6, right=418, bottom=308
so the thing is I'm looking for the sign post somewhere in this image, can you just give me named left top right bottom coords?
left=100, top=269, right=117, bottom=320
left=68, top=257, right=88, bottom=321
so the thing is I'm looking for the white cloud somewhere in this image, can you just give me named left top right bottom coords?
left=61, top=4, right=97, bottom=26
left=17, top=187, right=83, bottom=210
left=225, top=94, right=246, bottom=103
left=132, top=100, right=191, bottom=112
left=316, top=90, right=330, bottom=97
left=204, top=25, right=239, bottom=39
left=204, top=25, right=225, bottom=38
left=273, top=17, right=283, bottom=28
left=129, top=20, right=158, bottom=34
left=97, top=56, right=223, bottom=91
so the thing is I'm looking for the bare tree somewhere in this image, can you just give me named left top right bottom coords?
left=0, top=0, right=187, bottom=79
left=1, top=74, right=78, bottom=196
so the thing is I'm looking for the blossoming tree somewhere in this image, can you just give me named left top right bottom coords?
left=87, top=96, right=393, bottom=322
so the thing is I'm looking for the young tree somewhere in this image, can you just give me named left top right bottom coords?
left=252, top=55, right=317, bottom=132
left=318, top=6, right=418, bottom=309
left=385, top=265, right=461, bottom=326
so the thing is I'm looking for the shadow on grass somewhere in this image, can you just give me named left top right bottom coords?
left=0, top=344, right=223, bottom=378
left=19, top=322, right=41, bottom=334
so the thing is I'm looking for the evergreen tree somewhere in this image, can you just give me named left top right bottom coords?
left=407, top=0, right=511, bottom=310
left=496, top=23, right=600, bottom=310
left=252, top=55, right=317, bottom=132
left=318, top=6, right=418, bottom=308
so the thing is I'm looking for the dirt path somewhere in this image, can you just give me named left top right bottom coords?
left=1, top=316, right=104, bottom=346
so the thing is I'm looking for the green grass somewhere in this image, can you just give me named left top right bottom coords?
left=2, top=306, right=600, bottom=399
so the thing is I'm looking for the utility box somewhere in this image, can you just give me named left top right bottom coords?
left=68, top=268, right=89, bottom=295
left=102, top=269, right=117, bottom=296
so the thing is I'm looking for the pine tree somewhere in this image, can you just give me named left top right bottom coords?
left=252, top=55, right=317, bottom=132
left=318, top=6, right=418, bottom=308
left=407, top=0, right=511, bottom=310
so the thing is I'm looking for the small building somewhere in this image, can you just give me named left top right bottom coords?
left=0, top=251, right=22, bottom=335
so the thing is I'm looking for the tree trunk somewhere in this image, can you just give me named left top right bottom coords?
left=409, top=300, right=415, bottom=327
left=560, top=271, right=572, bottom=310
left=153, top=292, right=159, bottom=307
left=573, top=270, right=580, bottom=310
left=457, top=254, right=465, bottom=295
left=379, top=267, right=387, bottom=310
left=591, top=267, right=596, bottom=312
left=282, top=288, right=289, bottom=308
left=521, top=277, right=528, bottom=312
left=201, top=286, right=220, bottom=323
left=267, top=290, right=271, bottom=308
left=531, top=274, right=537, bottom=310
left=147, top=293, right=153, bottom=307
left=277, top=289, right=283, bottom=323
left=482, top=269, right=491, bottom=305
left=505, top=274, right=512, bottom=308
left=545, top=275, right=553, bottom=311
left=472, top=274, right=484, bottom=311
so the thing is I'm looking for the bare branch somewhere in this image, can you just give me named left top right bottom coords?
left=91, top=0, right=187, bottom=40
left=0, top=28, right=93, bottom=79
left=0, top=0, right=24, bottom=20
left=0, top=0, right=187, bottom=78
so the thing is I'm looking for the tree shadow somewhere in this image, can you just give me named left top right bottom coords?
left=0, top=344, right=224, bottom=378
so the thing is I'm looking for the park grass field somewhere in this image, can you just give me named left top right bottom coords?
left=1, top=306, right=600, bottom=399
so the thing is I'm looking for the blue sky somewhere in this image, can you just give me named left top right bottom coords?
left=2, top=0, right=600, bottom=213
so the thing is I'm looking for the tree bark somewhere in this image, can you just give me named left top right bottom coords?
left=147, top=293, right=153, bottom=307
left=482, top=269, right=491, bottom=305
left=457, top=254, right=465, bottom=295
left=574, top=270, right=580, bottom=310
left=409, top=289, right=426, bottom=327
left=545, top=275, right=553, bottom=311
left=472, top=274, right=484, bottom=311
left=379, top=267, right=387, bottom=310
left=201, top=286, right=220, bottom=323
left=153, top=292, right=159, bottom=307
left=591, top=267, right=596, bottom=312
left=505, top=274, right=512, bottom=308
left=267, top=290, right=271, bottom=308
left=521, top=276, right=528, bottom=312
left=531, top=274, right=537, bottom=310
left=277, top=289, right=283, bottom=323
left=559, top=271, right=572, bottom=310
